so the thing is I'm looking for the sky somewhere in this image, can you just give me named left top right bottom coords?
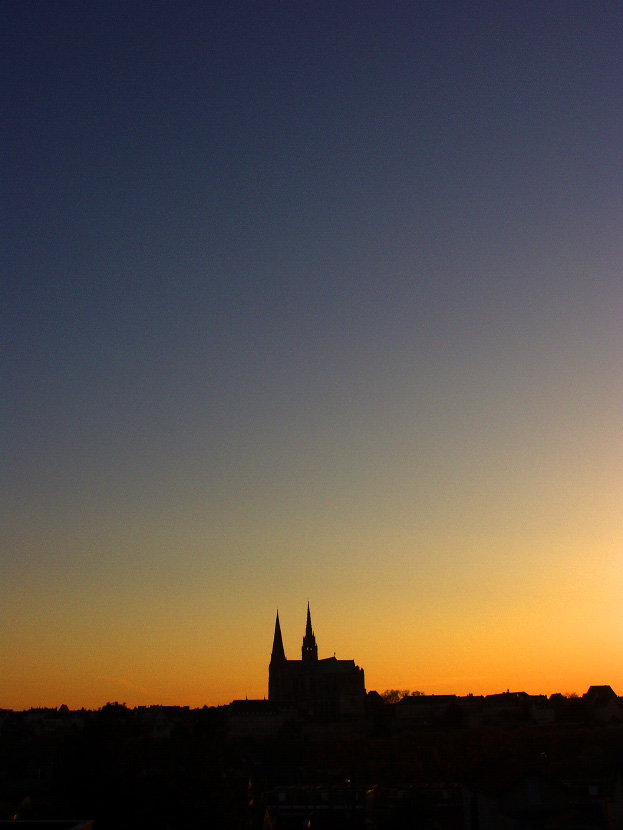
left=2, top=1, right=622, bottom=710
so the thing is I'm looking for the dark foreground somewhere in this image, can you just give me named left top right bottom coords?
left=2, top=703, right=623, bottom=830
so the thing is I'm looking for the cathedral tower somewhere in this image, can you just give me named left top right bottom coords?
left=268, top=610, right=287, bottom=702
left=268, top=604, right=366, bottom=717
left=301, top=601, right=318, bottom=662
left=270, top=611, right=286, bottom=664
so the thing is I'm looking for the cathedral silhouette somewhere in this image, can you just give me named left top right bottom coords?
left=269, top=603, right=366, bottom=717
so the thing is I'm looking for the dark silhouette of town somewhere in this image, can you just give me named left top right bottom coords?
left=2, top=605, right=623, bottom=830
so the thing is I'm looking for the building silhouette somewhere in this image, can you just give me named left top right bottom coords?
left=268, top=603, right=366, bottom=718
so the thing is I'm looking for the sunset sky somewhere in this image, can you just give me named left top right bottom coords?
left=2, top=1, right=622, bottom=710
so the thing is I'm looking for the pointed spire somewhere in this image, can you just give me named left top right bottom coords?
left=302, top=601, right=318, bottom=662
left=270, top=610, right=286, bottom=664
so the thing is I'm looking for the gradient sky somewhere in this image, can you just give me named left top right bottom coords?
left=2, top=1, right=622, bottom=710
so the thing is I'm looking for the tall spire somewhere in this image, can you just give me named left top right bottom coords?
left=270, top=610, right=286, bottom=664
left=302, top=601, right=318, bottom=661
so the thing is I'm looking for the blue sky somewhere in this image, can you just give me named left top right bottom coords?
left=2, top=1, right=622, bottom=708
